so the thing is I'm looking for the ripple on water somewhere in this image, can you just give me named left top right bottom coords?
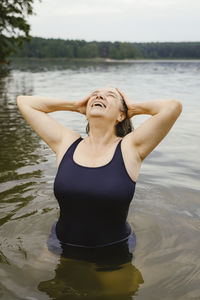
left=0, top=59, right=200, bottom=299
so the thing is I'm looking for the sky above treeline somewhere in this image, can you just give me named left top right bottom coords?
left=28, top=0, right=200, bottom=43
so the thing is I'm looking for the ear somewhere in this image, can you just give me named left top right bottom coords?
left=117, top=113, right=126, bottom=123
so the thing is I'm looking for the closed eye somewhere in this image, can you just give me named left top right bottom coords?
left=107, top=93, right=115, bottom=97
left=106, top=93, right=119, bottom=99
left=91, top=92, right=118, bottom=98
left=91, top=93, right=98, bottom=98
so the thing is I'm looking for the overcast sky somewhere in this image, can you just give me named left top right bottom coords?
left=28, top=0, right=200, bottom=42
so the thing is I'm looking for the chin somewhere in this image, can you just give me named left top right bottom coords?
left=89, top=110, right=106, bottom=117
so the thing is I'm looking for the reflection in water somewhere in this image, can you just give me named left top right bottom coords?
left=37, top=221, right=144, bottom=299
left=0, top=70, right=41, bottom=199
left=10, top=57, right=121, bottom=73
left=0, top=72, right=40, bottom=174
left=38, top=223, right=144, bottom=299
left=0, top=71, right=44, bottom=228
left=38, top=244, right=143, bottom=299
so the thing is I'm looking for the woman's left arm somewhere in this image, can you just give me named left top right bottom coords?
left=125, top=99, right=183, bottom=161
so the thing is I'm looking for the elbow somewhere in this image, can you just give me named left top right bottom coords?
left=169, top=99, right=183, bottom=115
left=16, top=95, right=24, bottom=104
left=16, top=95, right=28, bottom=106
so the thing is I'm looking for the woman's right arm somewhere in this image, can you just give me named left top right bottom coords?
left=16, top=95, right=89, bottom=153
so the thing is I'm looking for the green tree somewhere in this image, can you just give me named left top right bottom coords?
left=11, top=37, right=200, bottom=60
left=77, top=43, right=98, bottom=58
left=0, top=0, right=40, bottom=64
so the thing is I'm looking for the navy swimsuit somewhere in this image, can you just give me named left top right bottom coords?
left=47, top=137, right=136, bottom=267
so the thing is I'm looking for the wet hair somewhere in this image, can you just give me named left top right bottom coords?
left=86, top=90, right=134, bottom=137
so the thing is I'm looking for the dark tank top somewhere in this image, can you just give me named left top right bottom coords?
left=53, top=137, right=136, bottom=248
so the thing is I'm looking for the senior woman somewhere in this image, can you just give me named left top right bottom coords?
left=16, top=86, right=182, bottom=268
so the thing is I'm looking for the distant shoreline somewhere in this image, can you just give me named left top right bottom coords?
left=10, top=57, right=200, bottom=63
left=10, top=38, right=200, bottom=61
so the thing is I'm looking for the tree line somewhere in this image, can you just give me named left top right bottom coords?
left=11, top=37, right=200, bottom=60
left=1, top=1, right=200, bottom=65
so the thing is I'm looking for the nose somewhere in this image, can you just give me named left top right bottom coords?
left=95, top=94, right=104, bottom=100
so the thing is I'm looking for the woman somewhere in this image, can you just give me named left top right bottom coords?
left=16, top=86, right=182, bottom=268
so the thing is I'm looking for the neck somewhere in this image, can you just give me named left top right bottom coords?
left=86, top=118, right=119, bottom=145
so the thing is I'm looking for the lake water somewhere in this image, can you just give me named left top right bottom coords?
left=0, top=58, right=200, bottom=299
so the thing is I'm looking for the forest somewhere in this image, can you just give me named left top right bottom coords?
left=11, top=37, right=200, bottom=59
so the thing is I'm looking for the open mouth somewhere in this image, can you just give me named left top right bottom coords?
left=92, top=101, right=106, bottom=109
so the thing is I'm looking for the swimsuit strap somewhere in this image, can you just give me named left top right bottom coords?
left=67, top=137, right=83, bottom=158
left=70, top=137, right=122, bottom=168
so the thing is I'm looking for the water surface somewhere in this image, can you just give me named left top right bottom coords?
left=0, top=58, right=200, bottom=299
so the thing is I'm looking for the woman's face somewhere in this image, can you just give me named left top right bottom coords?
left=86, top=86, right=124, bottom=122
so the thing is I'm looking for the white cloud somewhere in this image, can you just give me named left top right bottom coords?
left=30, top=0, right=200, bottom=17
left=28, top=0, right=200, bottom=42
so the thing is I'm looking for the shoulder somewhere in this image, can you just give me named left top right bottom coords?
left=56, top=133, right=82, bottom=169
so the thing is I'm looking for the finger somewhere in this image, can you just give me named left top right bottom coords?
left=115, top=87, right=123, bottom=98
left=116, top=88, right=128, bottom=104
left=84, top=93, right=93, bottom=103
left=79, top=95, right=90, bottom=106
left=117, top=88, right=129, bottom=105
left=115, top=88, right=125, bottom=97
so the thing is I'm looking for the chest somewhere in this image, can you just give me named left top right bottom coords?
left=72, top=142, right=141, bottom=183
left=54, top=160, right=135, bottom=209
left=56, top=139, right=141, bottom=183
